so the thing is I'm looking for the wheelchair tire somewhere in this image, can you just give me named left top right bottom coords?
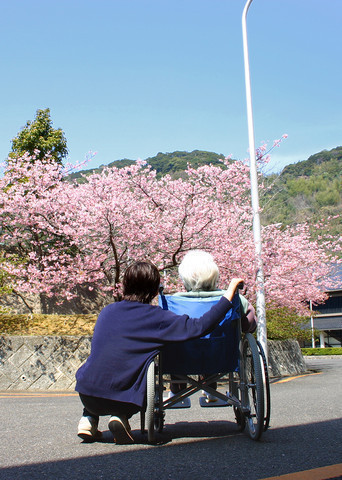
left=257, top=340, right=271, bottom=432
left=241, top=333, right=265, bottom=440
left=146, top=360, right=156, bottom=443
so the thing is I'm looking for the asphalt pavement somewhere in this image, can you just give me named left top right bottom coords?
left=0, top=357, right=341, bottom=480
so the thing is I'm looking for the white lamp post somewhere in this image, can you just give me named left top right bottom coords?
left=242, top=0, right=268, bottom=359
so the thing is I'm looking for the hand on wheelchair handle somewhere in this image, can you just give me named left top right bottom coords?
left=224, top=278, right=244, bottom=302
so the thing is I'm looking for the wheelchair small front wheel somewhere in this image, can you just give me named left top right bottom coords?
left=154, top=410, right=164, bottom=433
left=234, top=405, right=246, bottom=432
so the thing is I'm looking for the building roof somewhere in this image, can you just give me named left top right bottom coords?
left=312, top=315, right=342, bottom=331
left=324, top=264, right=342, bottom=292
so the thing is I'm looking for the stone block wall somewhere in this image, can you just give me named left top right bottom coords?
left=267, top=339, right=307, bottom=377
left=0, top=335, right=91, bottom=391
left=0, top=336, right=307, bottom=391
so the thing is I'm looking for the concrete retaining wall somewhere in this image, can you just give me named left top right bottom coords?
left=0, top=336, right=307, bottom=391
left=267, top=339, right=307, bottom=377
left=0, top=336, right=91, bottom=391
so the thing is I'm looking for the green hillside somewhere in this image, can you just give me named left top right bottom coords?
left=260, top=147, right=342, bottom=236
left=142, top=150, right=226, bottom=176
left=68, top=150, right=226, bottom=182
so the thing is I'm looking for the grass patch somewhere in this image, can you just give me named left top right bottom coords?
left=0, top=313, right=96, bottom=335
left=301, top=347, right=342, bottom=356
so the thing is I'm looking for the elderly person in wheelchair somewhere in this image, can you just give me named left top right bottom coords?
left=167, top=249, right=257, bottom=407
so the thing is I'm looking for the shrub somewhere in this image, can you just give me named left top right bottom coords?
left=301, top=347, right=342, bottom=356
left=266, top=307, right=313, bottom=341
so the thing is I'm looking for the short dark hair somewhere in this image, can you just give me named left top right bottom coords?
left=123, top=261, right=160, bottom=304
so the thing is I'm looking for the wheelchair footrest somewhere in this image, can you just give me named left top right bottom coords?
left=199, top=396, right=229, bottom=407
left=164, top=396, right=191, bottom=409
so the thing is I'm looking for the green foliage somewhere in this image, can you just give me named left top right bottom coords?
left=266, top=307, right=313, bottom=341
left=281, top=148, right=342, bottom=177
left=9, top=108, right=68, bottom=165
left=0, top=252, right=14, bottom=297
left=143, top=150, right=226, bottom=177
left=261, top=146, right=342, bottom=243
left=0, top=270, right=12, bottom=296
left=316, top=189, right=340, bottom=207
left=301, top=347, right=342, bottom=356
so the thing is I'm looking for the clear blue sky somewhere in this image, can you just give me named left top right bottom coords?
left=0, top=0, right=341, bottom=173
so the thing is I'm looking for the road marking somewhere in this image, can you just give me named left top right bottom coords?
left=273, top=372, right=322, bottom=384
left=260, top=463, right=342, bottom=480
left=0, top=373, right=323, bottom=396
left=0, top=392, right=78, bottom=398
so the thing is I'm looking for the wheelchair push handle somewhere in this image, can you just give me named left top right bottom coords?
left=224, top=278, right=244, bottom=302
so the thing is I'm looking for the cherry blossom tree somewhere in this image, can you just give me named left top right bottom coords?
left=0, top=152, right=340, bottom=314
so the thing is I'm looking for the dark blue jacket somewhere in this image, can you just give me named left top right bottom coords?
left=75, top=297, right=232, bottom=408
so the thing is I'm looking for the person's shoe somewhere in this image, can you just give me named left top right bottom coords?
left=77, top=416, right=102, bottom=442
left=108, top=416, right=134, bottom=444
left=199, top=390, right=228, bottom=407
left=201, top=390, right=218, bottom=403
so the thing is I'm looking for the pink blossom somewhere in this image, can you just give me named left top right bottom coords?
left=0, top=151, right=340, bottom=316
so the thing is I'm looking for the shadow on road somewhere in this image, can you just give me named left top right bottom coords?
left=1, top=417, right=341, bottom=480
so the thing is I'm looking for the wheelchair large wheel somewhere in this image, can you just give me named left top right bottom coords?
left=229, top=372, right=246, bottom=432
left=154, top=356, right=164, bottom=433
left=257, top=340, right=271, bottom=432
left=241, top=333, right=265, bottom=440
left=146, top=360, right=156, bottom=443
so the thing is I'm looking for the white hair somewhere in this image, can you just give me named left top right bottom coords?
left=178, top=250, right=219, bottom=292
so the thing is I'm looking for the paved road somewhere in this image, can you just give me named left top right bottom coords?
left=0, top=357, right=341, bottom=480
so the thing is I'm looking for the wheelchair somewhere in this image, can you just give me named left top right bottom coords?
left=141, top=291, right=271, bottom=442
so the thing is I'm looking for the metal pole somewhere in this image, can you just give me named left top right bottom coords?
left=242, top=0, right=268, bottom=359
left=310, top=300, right=315, bottom=348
